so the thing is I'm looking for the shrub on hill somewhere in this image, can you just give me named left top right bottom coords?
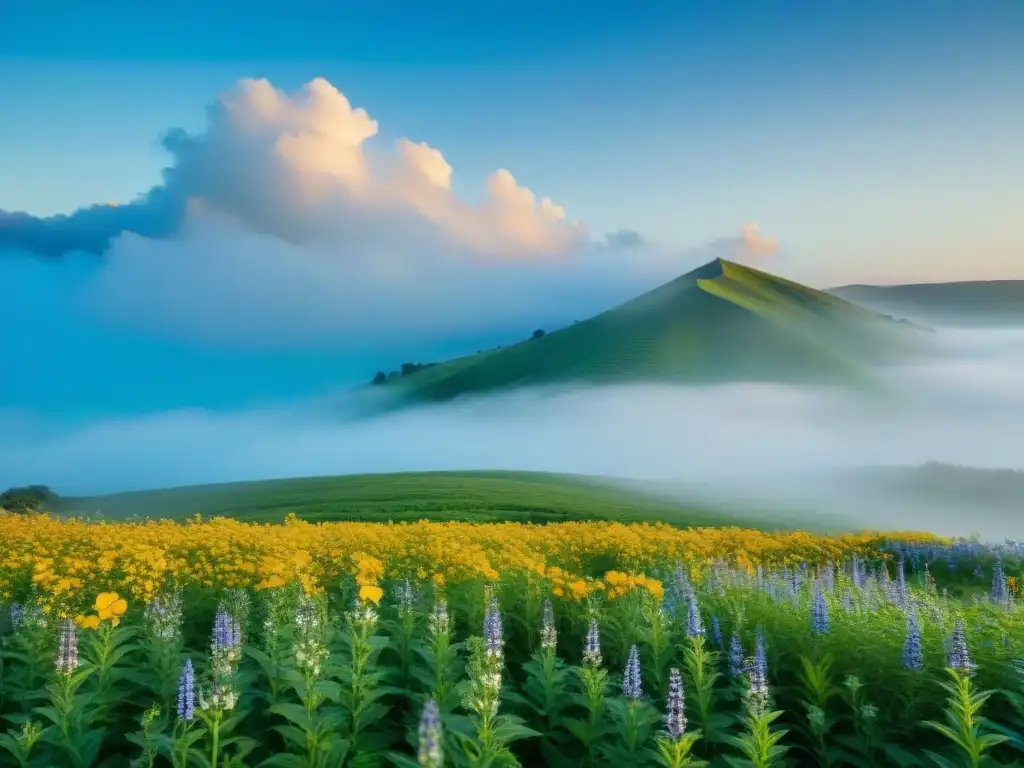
left=0, top=484, right=58, bottom=513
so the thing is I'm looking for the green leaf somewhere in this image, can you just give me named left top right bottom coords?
left=882, top=744, right=925, bottom=766
left=73, top=727, right=107, bottom=768
left=921, top=750, right=959, bottom=768
left=30, top=706, right=63, bottom=728
left=258, top=754, right=310, bottom=768
left=271, top=723, right=309, bottom=750
left=491, top=716, right=541, bottom=744
left=384, top=751, right=423, bottom=768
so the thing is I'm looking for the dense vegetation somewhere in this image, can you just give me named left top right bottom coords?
left=0, top=485, right=58, bottom=514
left=370, top=329, right=546, bottom=387
left=0, top=516, right=1022, bottom=766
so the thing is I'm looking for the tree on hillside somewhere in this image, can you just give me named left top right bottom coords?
left=532, top=328, right=546, bottom=339
left=372, top=371, right=388, bottom=385
left=0, top=485, right=58, bottom=513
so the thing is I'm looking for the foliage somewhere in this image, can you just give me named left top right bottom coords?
left=0, top=520, right=1023, bottom=765
left=0, top=486, right=58, bottom=515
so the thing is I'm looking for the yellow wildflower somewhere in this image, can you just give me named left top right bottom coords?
left=359, top=585, right=383, bottom=605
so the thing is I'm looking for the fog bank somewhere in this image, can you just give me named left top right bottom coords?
left=3, top=326, right=1023, bottom=537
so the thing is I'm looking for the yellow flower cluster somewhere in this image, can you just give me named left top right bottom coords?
left=0, top=513, right=943, bottom=615
left=603, top=570, right=665, bottom=601
left=353, top=553, right=384, bottom=605
left=74, top=591, right=128, bottom=629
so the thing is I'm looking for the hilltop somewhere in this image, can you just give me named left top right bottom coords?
left=830, top=280, right=1024, bottom=326
left=374, top=258, right=927, bottom=406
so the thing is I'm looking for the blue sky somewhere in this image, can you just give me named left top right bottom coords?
left=2, top=0, right=1023, bottom=419
left=4, top=1, right=1023, bottom=280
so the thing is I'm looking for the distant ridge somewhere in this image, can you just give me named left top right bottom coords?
left=374, top=258, right=927, bottom=406
left=830, top=279, right=1024, bottom=325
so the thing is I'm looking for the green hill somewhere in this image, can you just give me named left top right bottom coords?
left=380, top=258, right=925, bottom=405
left=54, top=470, right=805, bottom=528
left=830, top=280, right=1024, bottom=325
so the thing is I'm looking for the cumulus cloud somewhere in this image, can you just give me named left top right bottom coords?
left=0, top=75, right=780, bottom=352
left=705, top=222, right=779, bottom=263
left=0, top=76, right=584, bottom=259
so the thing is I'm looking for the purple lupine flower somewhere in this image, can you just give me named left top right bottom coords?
left=811, top=581, right=829, bottom=636
left=673, top=563, right=692, bottom=604
left=991, top=557, right=1008, bottom=604
left=230, top=613, right=243, bottom=646
left=428, top=599, right=449, bottom=638
left=55, top=619, right=79, bottom=675
left=177, top=658, right=196, bottom=721
left=483, top=604, right=503, bottom=659
left=896, top=556, right=907, bottom=608
left=540, top=599, right=557, bottom=651
left=146, top=591, right=184, bottom=641
left=741, top=625, right=771, bottom=715
left=745, top=657, right=770, bottom=715
left=8, top=602, right=23, bottom=629
left=417, top=698, right=443, bottom=768
left=728, top=632, right=744, bottom=677
left=948, top=619, right=973, bottom=675
left=583, top=619, right=602, bottom=666
left=395, top=578, right=417, bottom=617
left=822, top=562, right=835, bottom=591
left=686, top=594, right=704, bottom=638
left=753, top=625, right=767, bottom=680
left=973, top=564, right=984, bottom=581
left=842, top=589, right=853, bottom=613
left=622, top=644, right=642, bottom=700
left=901, top=611, right=923, bottom=671
left=212, top=607, right=239, bottom=650
left=664, top=668, right=686, bottom=741
left=710, top=615, right=723, bottom=648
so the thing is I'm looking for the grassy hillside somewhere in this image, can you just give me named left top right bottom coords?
left=831, top=280, right=1024, bottom=325
left=379, top=258, right=925, bottom=405
left=55, top=470, right=785, bottom=527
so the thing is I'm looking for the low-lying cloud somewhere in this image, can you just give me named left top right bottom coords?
left=3, top=326, right=1023, bottom=538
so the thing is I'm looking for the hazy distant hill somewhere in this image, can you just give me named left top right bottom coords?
left=376, top=258, right=927, bottom=405
left=848, top=461, right=1024, bottom=508
left=831, top=280, right=1024, bottom=326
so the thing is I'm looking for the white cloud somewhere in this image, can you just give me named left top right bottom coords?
left=156, top=76, right=586, bottom=257
left=703, top=222, right=779, bottom=263
left=76, top=208, right=687, bottom=348
left=1, top=75, right=779, bottom=351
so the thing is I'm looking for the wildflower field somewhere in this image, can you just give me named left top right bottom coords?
left=1, top=515, right=1023, bottom=767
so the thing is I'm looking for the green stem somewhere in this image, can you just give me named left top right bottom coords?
left=625, top=700, right=638, bottom=754
left=479, top=708, right=495, bottom=762
left=209, top=710, right=222, bottom=768
left=432, top=632, right=450, bottom=704
left=304, top=670, right=320, bottom=766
